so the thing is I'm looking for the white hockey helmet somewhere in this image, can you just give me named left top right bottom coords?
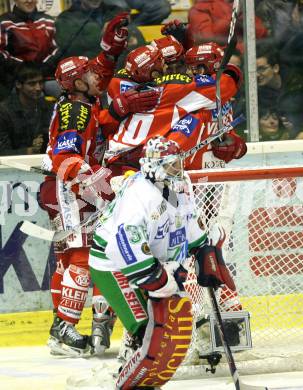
left=139, top=136, right=185, bottom=192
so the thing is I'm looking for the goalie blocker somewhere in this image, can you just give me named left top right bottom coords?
left=193, top=225, right=236, bottom=291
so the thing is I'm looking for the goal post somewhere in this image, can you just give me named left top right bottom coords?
left=178, top=166, right=303, bottom=378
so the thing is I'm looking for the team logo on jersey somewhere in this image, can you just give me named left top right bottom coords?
left=120, top=80, right=137, bottom=93
left=116, top=224, right=137, bottom=265
left=171, top=114, right=199, bottom=137
left=54, top=131, right=83, bottom=154
left=154, top=73, right=192, bottom=85
left=58, top=101, right=91, bottom=132
left=194, top=74, right=215, bottom=87
left=141, top=242, right=151, bottom=255
left=197, top=216, right=205, bottom=231
left=154, top=219, right=170, bottom=239
left=169, top=227, right=186, bottom=247
left=151, top=211, right=160, bottom=220
left=211, top=101, right=232, bottom=120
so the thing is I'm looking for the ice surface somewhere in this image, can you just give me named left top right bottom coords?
left=1, top=343, right=303, bottom=390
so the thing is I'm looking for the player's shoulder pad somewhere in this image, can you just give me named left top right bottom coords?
left=57, top=100, right=91, bottom=133
left=194, top=74, right=216, bottom=87
left=154, top=73, right=192, bottom=85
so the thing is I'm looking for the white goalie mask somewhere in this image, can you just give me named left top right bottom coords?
left=139, top=136, right=185, bottom=192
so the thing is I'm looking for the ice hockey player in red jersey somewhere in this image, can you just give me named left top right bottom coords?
left=103, top=43, right=242, bottom=175
left=159, top=20, right=247, bottom=169
left=38, top=13, right=160, bottom=357
left=175, top=42, right=247, bottom=170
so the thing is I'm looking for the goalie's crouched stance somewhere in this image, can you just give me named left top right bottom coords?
left=90, top=263, right=192, bottom=389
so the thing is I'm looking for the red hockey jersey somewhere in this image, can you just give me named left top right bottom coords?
left=105, top=70, right=238, bottom=169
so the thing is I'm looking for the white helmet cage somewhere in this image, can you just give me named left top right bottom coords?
left=139, top=137, right=185, bottom=192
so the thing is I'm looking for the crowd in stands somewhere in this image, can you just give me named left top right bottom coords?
left=0, top=0, right=302, bottom=156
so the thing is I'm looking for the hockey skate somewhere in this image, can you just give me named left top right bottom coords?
left=47, top=315, right=90, bottom=357
left=90, top=313, right=116, bottom=356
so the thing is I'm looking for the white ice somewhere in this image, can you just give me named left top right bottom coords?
left=1, top=343, right=303, bottom=390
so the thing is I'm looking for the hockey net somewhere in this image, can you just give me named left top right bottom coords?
left=177, top=166, right=303, bottom=378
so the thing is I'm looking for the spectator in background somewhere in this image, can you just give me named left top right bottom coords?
left=255, top=0, right=299, bottom=48
left=258, top=105, right=290, bottom=141
left=256, top=42, right=303, bottom=138
left=0, top=0, right=59, bottom=100
left=124, top=0, right=171, bottom=25
left=108, top=0, right=171, bottom=25
left=55, top=0, right=145, bottom=69
left=188, top=0, right=267, bottom=51
left=55, top=0, right=127, bottom=60
left=0, top=63, right=54, bottom=156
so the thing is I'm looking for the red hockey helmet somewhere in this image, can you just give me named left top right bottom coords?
left=185, top=42, right=224, bottom=74
left=125, top=45, right=164, bottom=83
left=55, top=56, right=90, bottom=92
left=151, top=35, right=184, bottom=64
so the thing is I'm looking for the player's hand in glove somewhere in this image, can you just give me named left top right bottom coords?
left=212, top=132, right=247, bottom=163
left=223, top=63, right=243, bottom=88
left=109, top=86, right=160, bottom=119
left=101, top=12, right=130, bottom=57
left=77, top=164, right=115, bottom=202
left=194, top=225, right=236, bottom=291
left=161, top=19, right=187, bottom=45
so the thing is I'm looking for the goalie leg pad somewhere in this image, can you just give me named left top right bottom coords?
left=116, top=294, right=193, bottom=389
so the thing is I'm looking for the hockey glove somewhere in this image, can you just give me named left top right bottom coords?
left=212, top=132, right=247, bottom=163
left=77, top=164, right=115, bottom=202
left=194, top=226, right=236, bottom=291
left=132, top=260, right=187, bottom=298
left=100, top=12, right=129, bottom=57
left=109, top=86, right=160, bottom=119
left=161, top=19, right=187, bottom=45
left=223, top=63, right=243, bottom=89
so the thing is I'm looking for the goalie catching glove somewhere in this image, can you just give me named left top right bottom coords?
left=100, top=12, right=129, bottom=57
left=109, top=86, right=160, bottom=119
left=212, top=132, right=247, bottom=163
left=194, top=225, right=236, bottom=291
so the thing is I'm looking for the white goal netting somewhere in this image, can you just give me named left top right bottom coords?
left=178, top=166, right=303, bottom=378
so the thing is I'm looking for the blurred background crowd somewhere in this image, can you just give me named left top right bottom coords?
left=0, top=0, right=302, bottom=156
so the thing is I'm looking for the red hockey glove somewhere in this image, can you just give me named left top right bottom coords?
left=100, top=12, right=129, bottom=57
left=109, top=86, right=160, bottom=119
left=212, top=132, right=247, bottom=163
left=223, top=63, right=243, bottom=89
left=194, top=226, right=236, bottom=291
left=77, top=164, right=115, bottom=202
left=161, top=19, right=187, bottom=45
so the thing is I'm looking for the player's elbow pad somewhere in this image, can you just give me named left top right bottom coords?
left=223, top=63, right=243, bottom=89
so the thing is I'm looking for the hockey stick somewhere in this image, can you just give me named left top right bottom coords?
left=207, top=289, right=268, bottom=390
left=216, top=0, right=241, bottom=131
left=20, top=209, right=101, bottom=242
left=182, top=114, right=245, bottom=159
left=0, top=158, right=54, bottom=176
left=207, top=287, right=241, bottom=390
